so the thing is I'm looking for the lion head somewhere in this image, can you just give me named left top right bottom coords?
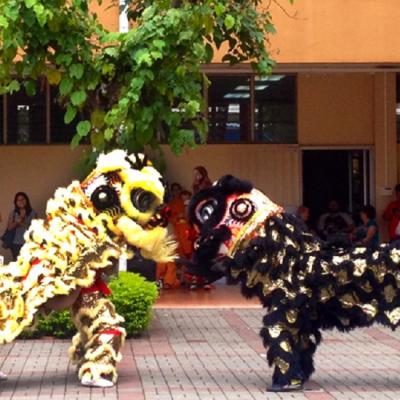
left=79, top=149, right=176, bottom=262
left=188, top=175, right=282, bottom=277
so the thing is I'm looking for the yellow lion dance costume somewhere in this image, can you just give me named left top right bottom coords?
left=0, top=149, right=175, bottom=387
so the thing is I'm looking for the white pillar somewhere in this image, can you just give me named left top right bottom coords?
left=119, top=0, right=129, bottom=33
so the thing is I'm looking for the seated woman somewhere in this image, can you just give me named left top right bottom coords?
left=352, top=205, right=379, bottom=247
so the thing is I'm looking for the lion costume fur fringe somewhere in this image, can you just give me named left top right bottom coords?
left=188, top=175, right=400, bottom=391
left=0, top=149, right=176, bottom=384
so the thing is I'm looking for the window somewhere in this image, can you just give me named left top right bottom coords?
left=0, top=80, right=83, bottom=145
left=50, top=86, right=83, bottom=143
left=7, top=81, right=46, bottom=144
left=207, top=74, right=297, bottom=144
left=208, top=76, right=251, bottom=143
left=254, top=75, right=296, bottom=143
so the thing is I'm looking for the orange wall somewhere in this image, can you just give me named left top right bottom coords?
left=298, top=73, right=375, bottom=145
left=0, top=146, right=86, bottom=262
left=90, top=0, right=119, bottom=32
left=91, top=0, right=400, bottom=64
left=212, top=0, right=400, bottom=64
left=159, top=144, right=300, bottom=210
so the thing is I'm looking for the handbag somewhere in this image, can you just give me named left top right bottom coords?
left=1, top=228, right=16, bottom=249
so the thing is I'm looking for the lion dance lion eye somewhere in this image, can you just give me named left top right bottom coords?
left=91, top=185, right=119, bottom=211
left=196, top=199, right=217, bottom=224
left=131, top=189, right=156, bottom=213
left=230, top=198, right=255, bottom=221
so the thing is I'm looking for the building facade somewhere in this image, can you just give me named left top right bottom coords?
left=0, top=0, right=399, bottom=258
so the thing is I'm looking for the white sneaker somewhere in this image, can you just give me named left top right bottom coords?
left=81, top=375, right=113, bottom=388
left=0, top=371, right=7, bottom=381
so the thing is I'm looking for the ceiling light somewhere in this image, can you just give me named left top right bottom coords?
left=224, top=93, right=250, bottom=99
left=255, top=84, right=269, bottom=91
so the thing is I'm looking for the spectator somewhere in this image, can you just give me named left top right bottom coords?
left=167, top=182, right=184, bottom=225
left=383, top=184, right=400, bottom=241
left=6, top=192, right=37, bottom=260
left=192, top=166, right=212, bottom=194
left=317, top=200, right=353, bottom=247
left=156, top=261, right=180, bottom=289
left=296, top=205, right=315, bottom=233
left=296, top=205, right=310, bottom=224
left=352, top=205, right=379, bottom=247
left=157, top=182, right=185, bottom=289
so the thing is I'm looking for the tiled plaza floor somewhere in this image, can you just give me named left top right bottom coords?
left=2, top=308, right=400, bottom=399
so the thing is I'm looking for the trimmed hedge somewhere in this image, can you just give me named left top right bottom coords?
left=20, top=272, right=158, bottom=339
left=109, top=271, right=159, bottom=337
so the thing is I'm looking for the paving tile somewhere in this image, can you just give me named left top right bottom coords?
left=2, top=309, right=400, bottom=399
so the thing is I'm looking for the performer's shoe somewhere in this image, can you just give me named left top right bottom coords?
left=0, top=371, right=7, bottom=381
left=267, top=379, right=303, bottom=392
left=81, top=375, right=114, bottom=388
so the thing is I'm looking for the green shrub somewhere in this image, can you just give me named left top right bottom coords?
left=109, top=271, right=159, bottom=337
left=36, top=310, right=77, bottom=338
left=20, top=272, right=158, bottom=339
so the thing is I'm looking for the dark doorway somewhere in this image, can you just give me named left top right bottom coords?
left=302, top=149, right=370, bottom=230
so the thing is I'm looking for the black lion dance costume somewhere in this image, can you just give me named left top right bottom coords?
left=188, top=175, right=400, bottom=392
left=0, top=150, right=175, bottom=388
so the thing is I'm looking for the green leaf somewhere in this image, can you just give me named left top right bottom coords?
left=133, top=49, right=152, bottom=66
left=101, top=63, right=115, bottom=76
left=8, top=80, right=20, bottom=93
left=55, top=53, right=72, bottom=66
left=24, top=0, right=36, bottom=8
left=70, top=133, right=81, bottom=149
left=69, top=64, right=84, bottom=80
left=90, top=130, right=104, bottom=149
left=100, top=31, right=121, bottom=43
left=152, top=39, right=165, bottom=50
left=0, top=16, right=9, bottom=28
left=71, top=90, right=87, bottom=106
left=33, top=4, right=46, bottom=26
left=64, top=106, right=77, bottom=124
left=60, top=77, right=73, bottom=95
left=130, top=77, right=145, bottom=91
left=91, top=109, right=106, bottom=128
left=265, top=23, right=276, bottom=34
left=205, top=43, right=214, bottom=63
left=215, top=3, right=226, bottom=16
left=104, top=128, right=114, bottom=141
left=47, top=69, right=61, bottom=85
left=104, top=47, right=118, bottom=57
left=77, top=120, right=91, bottom=137
left=224, top=15, right=235, bottom=30
left=24, top=80, right=36, bottom=96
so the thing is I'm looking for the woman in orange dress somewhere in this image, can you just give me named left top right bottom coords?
left=156, top=183, right=186, bottom=289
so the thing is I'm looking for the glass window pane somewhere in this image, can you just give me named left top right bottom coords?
left=50, top=86, right=84, bottom=143
left=208, top=76, right=251, bottom=143
left=254, top=75, right=297, bottom=143
left=7, top=81, right=46, bottom=144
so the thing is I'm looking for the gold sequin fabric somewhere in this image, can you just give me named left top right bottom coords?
left=69, top=292, right=126, bottom=383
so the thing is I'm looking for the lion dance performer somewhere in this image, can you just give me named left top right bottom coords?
left=0, top=150, right=175, bottom=388
left=188, top=175, right=400, bottom=392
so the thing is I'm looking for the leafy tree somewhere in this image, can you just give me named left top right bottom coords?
left=0, top=0, right=293, bottom=165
